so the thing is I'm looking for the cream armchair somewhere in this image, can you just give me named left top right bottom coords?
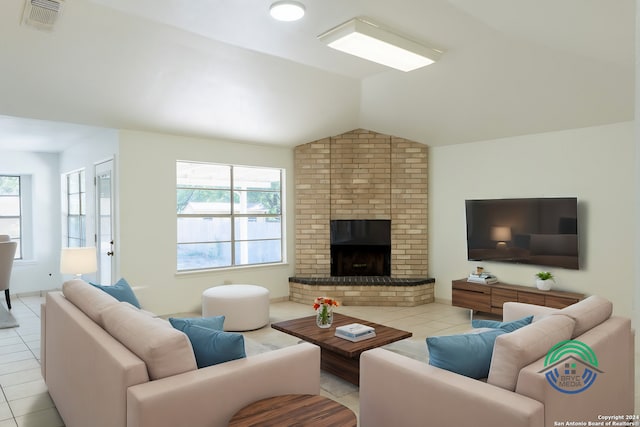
left=0, top=235, right=17, bottom=309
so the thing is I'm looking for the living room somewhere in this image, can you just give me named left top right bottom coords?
left=0, top=0, right=637, bottom=425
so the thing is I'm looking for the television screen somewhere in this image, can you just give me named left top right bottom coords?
left=465, top=197, right=579, bottom=270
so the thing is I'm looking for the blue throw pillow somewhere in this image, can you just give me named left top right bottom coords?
left=471, top=315, right=534, bottom=332
left=90, top=278, right=141, bottom=309
left=168, top=316, right=225, bottom=332
left=179, top=324, right=246, bottom=368
left=426, top=329, right=506, bottom=379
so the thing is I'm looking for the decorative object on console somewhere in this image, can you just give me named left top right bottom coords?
left=467, top=272, right=498, bottom=284
left=335, top=323, right=376, bottom=342
left=60, top=247, right=97, bottom=278
left=313, top=296, right=339, bottom=328
left=535, top=271, right=554, bottom=291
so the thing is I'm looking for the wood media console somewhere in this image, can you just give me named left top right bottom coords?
left=452, top=278, right=584, bottom=316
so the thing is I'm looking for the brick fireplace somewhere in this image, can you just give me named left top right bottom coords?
left=291, top=129, right=434, bottom=306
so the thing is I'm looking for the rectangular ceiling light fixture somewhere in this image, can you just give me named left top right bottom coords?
left=318, top=17, right=443, bottom=72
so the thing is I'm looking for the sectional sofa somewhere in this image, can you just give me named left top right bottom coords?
left=360, top=296, right=634, bottom=427
left=41, top=279, right=321, bottom=427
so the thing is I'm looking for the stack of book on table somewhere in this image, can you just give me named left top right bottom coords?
left=335, top=323, right=376, bottom=342
left=467, top=272, right=498, bottom=284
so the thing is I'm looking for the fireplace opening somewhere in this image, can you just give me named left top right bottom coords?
left=330, top=220, right=391, bottom=277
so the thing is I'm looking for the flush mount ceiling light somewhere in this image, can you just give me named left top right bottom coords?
left=318, top=17, right=443, bottom=72
left=269, top=1, right=305, bottom=22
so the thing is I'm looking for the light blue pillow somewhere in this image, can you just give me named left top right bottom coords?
left=179, top=324, right=246, bottom=368
left=471, top=315, right=534, bottom=332
left=90, top=278, right=141, bottom=309
left=168, top=316, right=225, bottom=332
left=426, top=329, right=506, bottom=379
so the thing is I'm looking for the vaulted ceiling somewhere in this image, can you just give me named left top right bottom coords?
left=0, top=0, right=635, bottom=152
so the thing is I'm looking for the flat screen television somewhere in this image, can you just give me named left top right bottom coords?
left=465, top=197, right=579, bottom=270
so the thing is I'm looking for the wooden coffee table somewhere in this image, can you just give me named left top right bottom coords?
left=228, top=394, right=356, bottom=426
left=271, top=312, right=412, bottom=385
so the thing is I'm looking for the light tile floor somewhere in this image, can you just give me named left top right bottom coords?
left=3, top=295, right=638, bottom=426
left=0, top=295, right=63, bottom=427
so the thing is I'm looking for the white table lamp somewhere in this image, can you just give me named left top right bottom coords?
left=60, top=247, right=97, bottom=277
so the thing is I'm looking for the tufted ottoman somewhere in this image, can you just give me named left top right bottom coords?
left=202, top=285, right=270, bottom=331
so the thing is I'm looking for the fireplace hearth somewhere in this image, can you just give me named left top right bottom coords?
left=289, top=277, right=435, bottom=307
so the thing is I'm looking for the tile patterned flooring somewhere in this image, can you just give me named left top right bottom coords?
left=0, top=295, right=62, bottom=427
left=1, top=295, right=637, bottom=426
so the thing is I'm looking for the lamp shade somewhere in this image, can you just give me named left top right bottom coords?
left=60, top=247, right=97, bottom=275
left=490, top=226, right=512, bottom=242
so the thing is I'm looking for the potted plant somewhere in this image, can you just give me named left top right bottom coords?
left=535, top=271, right=554, bottom=291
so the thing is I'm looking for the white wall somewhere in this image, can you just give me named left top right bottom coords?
left=430, top=122, right=635, bottom=317
left=0, top=151, right=61, bottom=294
left=118, top=130, right=295, bottom=315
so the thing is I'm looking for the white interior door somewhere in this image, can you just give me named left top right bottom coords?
left=95, top=160, right=115, bottom=284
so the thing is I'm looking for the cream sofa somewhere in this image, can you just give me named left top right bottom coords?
left=360, top=296, right=634, bottom=427
left=41, top=279, right=321, bottom=427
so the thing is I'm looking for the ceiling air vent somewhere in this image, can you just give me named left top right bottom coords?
left=22, top=0, right=64, bottom=31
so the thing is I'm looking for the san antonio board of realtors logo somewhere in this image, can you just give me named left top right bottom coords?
left=538, top=340, right=603, bottom=394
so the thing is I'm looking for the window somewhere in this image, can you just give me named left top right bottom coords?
left=65, top=170, right=86, bottom=247
left=0, top=176, right=21, bottom=258
left=177, top=161, right=283, bottom=271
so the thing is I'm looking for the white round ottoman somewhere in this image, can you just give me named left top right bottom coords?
left=202, top=285, right=270, bottom=331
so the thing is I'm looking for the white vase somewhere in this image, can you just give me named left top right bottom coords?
left=536, top=279, right=553, bottom=291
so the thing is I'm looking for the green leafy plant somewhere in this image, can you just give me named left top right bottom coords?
left=536, top=271, right=554, bottom=281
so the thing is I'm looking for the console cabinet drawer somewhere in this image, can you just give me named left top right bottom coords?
left=492, top=289, right=517, bottom=308
left=518, top=292, right=546, bottom=306
left=546, top=295, right=581, bottom=309
left=452, top=289, right=491, bottom=312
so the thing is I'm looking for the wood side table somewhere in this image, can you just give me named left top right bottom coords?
left=228, top=394, right=357, bottom=427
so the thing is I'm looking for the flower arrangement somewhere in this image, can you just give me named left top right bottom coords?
left=313, top=297, right=339, bottom=328
left=313, top=296, right=339, bottom=311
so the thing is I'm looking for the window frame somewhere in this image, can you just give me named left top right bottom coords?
left=65, top=169, right=86, bottom=248
left=176, top=161, right=285, bottom=272
left=0, top=173, right=33, bottom=262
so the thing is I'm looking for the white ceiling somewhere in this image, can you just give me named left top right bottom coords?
left=0, top=0, right=634, bottom=152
